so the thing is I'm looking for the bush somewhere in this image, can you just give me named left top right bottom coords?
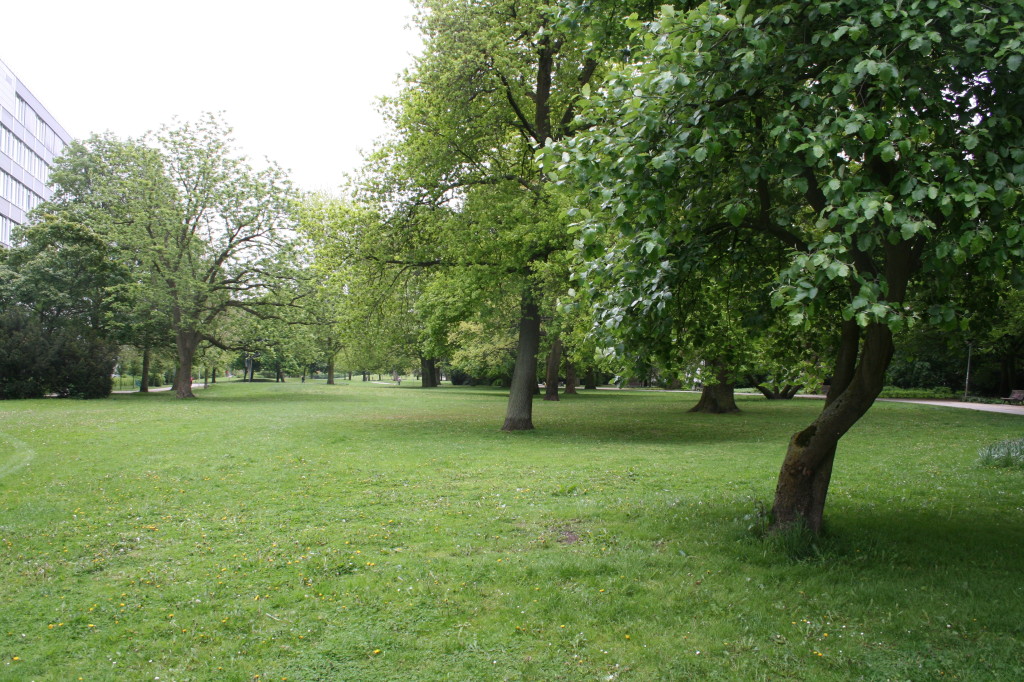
left=0, top=309, right=116, bottom=400
left=978, top=438, right=1024, bottom=469
left=878, top=386, right=956, bottom=400
left=0, top=310, right=55, bottom=399
left=50, top=331, right=117, bottom=398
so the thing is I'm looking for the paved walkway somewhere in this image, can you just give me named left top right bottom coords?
left=112, top=382, right=206, bottom=395
left=876, top=398, right=1024, bottom=416
left=609, top=387, right=1024, bottom=417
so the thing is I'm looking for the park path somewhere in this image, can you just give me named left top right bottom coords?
left=604, top=386, right=1024, bottom=417
left=875, top=397, right=1024, bottom=416
left=111, top=382, right=206, bottom=395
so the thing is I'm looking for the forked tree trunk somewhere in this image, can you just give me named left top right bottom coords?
left=772, top=235, right=919, bottom=534
left=564, top=361, right=578, bottom=395
left=755, top=384, right=803, bottom=400
left=140, top=346, right=151, bottom=393
left=502, top=293, right=542, bottom=431
left=689, top=366, right=738, bottom=413
left=771, top=320, right=893, bottom=533
left=544, top=336, right=562, bottom=401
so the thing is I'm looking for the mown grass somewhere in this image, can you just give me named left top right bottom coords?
left=1, top=381, right=1022, bottom=681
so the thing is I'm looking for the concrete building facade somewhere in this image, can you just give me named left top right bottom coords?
left=0, top=58, right=72, bottom=248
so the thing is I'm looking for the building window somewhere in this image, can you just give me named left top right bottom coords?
left=0, top=125, right=12, bottom=157
left=15, top=96, right=28, bottom=124
left=1, top=215, right=12, bottom=246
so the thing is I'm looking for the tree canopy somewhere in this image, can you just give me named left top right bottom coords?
left=552, top=0, right=1024, bottom=530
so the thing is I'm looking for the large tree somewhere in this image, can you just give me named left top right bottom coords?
left=48, top=117, right=296, bottom=398
left=557, top=0, right=1024, bottom=531
left=351, top=0, right=662, bottom=429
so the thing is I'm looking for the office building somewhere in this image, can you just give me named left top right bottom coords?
left=0, top=58, right=72, bottom=248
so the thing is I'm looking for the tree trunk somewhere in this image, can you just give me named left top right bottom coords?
left=140, top=346, right=151, bottom=393
left=174, top=330, right=200, bottom=399
left=502, top=293, right=542, bottom=431
left=564, top=361, right=578, bottom=395
left=211, top=368, right=217, bottom=384
left=689, top=365, right=738, bottom=413
left=327, top=353, right=336, bottom=385
left=544, top=336, right=562, bottom=401
left=421, top=357, right=438, bottom=388
left=584, top=368, right=597, bottom=390
left=771, top=320, right=893, bottom=533
left=771, top=233, right=919, bottom=534
left=755, top=384, right=803, bottom=400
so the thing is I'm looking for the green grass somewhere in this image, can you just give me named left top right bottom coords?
left=1, top=381, right=1022, bottom=680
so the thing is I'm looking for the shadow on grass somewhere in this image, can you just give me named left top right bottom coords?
left=706, top=502, right=1024, bottom=578
left=111, top=384, right=357, bottom=405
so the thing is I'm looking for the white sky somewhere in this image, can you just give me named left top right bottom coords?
left=2, top=0, right=423, bottom=192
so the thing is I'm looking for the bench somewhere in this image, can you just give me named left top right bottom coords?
left=1002, top=389, right=1024, bottom=405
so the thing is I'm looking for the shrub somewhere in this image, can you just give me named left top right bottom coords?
left=0, top=310, right=55, bottom=399
left=50, top=331, right=117, bottom=399
left=0, top=309, right=116, bottom=400
left=978, top=438, right=1024, bottom=469
left=878, top=386, right=956, bottom=400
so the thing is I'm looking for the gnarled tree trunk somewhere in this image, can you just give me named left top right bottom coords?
left=755, top=384, right=803, bottom=400
left=689, top=365, right=738, bottom=413
left=772, top=237, right=918, bottom=533
left=502, top=293, right=541, bottom=431
left=771, top=320, right=893, bottom=533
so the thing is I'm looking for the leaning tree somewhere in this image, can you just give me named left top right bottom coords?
left=556, top=0, right=1024, bottom=531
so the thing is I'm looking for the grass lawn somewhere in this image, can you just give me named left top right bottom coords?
left=1, top=380, right=1022, bottom=680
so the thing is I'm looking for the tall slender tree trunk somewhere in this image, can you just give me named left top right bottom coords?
left=140, top=346, right=151, bottom=393
left=564, top=361, right=578, bottom=395
left=544, top=336, right=562, bottom=401
left=174, top=330, right=200, bottom=399
left=327, top=352, right=336, bottom=385
left=503, top=292, right=542, bottom=431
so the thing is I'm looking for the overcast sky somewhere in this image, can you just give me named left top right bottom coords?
left=2, top=0, right=423, bottom=191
